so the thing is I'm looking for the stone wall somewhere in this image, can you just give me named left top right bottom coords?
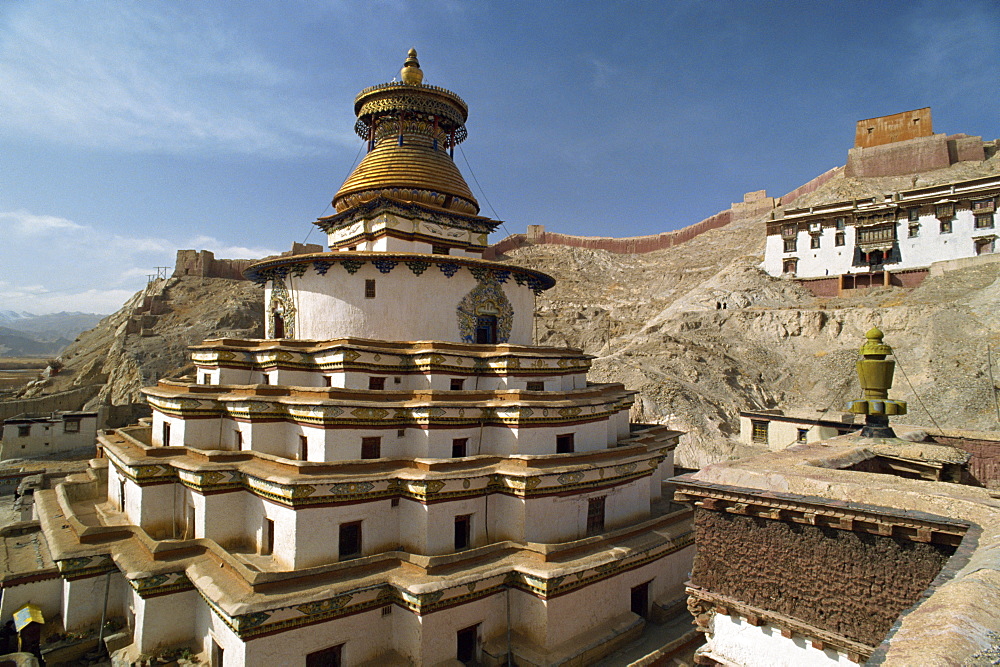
left=934, top=436, right=1000, bottom=487
left=854, top=108, right=933, bottom=149
left=689, top=509, right=955, bottom=647
left=0, top=385, right=101, bottom=422
left=172, top=250, right=257, bottom=280
left=845, top=133, right=987, bottom=178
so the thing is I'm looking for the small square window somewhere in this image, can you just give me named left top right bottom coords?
left=526, top=381, right=544, bottom=391
left=940, top=220, right=952, bottom=234
left=835, top=217, right=846, bottom=230
left=454, top=514, right=472, bottom=550
left=908, top=224, right=920, bottom=238
left=365, top=279, right=376, bottom=299
left=390, top=497, right=400, bottom=507
left=810, top=236, right=821, bottom=249
left=64, top=420, right=80, bottom=434
left=397, top=428, right=405, bottom=437
left=261, top=374, right=270, bottom=385
left=450, top=378, right=465, bottom=390
left=835, top=232, right=845, bottom=246
left=751, top=420, right=768, bottom=444
left=324, top=376, right=333, bottom=387
left=17, top=425, right=30, bottom=438
left=361, top=437, right=381, bottom=459
left=908, top=209, right=920, bottom=222
left=339, top=521, right=362, bottom=560
left=783, top=239, right=797, bottom=253
left=452, top=438, right=468, bottom=457
left=797, top=428, right=808, bottom=443
left=556, top=433, right=575, bottom=454
left=368, top=376, right=386, bottom=390
left=393, top=376, right=401, bottom=384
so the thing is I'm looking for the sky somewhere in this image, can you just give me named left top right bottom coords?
left=1, top=1, right=998, bottom=315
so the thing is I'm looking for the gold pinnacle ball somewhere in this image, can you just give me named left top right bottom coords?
left=401, top=48, right=423, bottom=85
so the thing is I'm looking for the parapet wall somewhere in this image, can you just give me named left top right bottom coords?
left=485, top=167, right=843, bottom=258
left=845, top=133, right=987, bottom=178
left=172, top=250, right=257, bottom=280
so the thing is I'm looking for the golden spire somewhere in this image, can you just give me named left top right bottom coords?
left=847, top=327, right=907, bottom=438
left=400, top=48, right=423, bottom=85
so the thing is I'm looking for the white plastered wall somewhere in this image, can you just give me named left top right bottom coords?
left=705, top=613, right=858, bottom=667
left=269, top=264, right=536, bottom=345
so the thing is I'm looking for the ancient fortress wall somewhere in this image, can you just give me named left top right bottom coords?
left=172, top=250, right=257, bottom=280
left=485, top=167, right=843, bottom=258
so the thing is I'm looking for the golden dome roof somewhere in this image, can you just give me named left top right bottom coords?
left=332, top=50, right=479, bottom=214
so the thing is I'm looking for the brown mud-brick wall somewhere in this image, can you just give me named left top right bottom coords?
left=173, top=250, right=257, bottom=280
left=854, top=108, right=933, bottom=149
left=933, top=436, right=1000, bottom=488
left=689, top=509, right=955, bottom=647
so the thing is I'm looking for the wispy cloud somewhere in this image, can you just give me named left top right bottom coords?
left=0, top=209, right=278, bottom=314
left=904, top=1, right=1000, bottom=96
left=0, top=2, right=354, bottom=157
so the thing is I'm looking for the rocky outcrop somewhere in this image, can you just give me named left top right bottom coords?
left=503, top=204, right=1000, bottom=468
left=16, top=276, right=263, bottom=424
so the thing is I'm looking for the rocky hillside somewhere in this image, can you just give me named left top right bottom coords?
left=503, top=157, right=1000, bottom=467
left=17, top=276, right=262, bottom=412
left=7, top=155, right=999, bottom=465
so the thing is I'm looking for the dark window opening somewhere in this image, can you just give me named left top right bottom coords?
left=390, top=497, right=400, bottom=507
left=455, top=514, right=472, bottom=550
left=339, top=521, right=362, bottom=560
left=262, top=518, right=274, bottom=556
left=365, top=279, right=376, bottom=299
left=586, top=496, right=606, bottom=536
left=432, top=245, right=450, bottom=255
left=797, top=428, right=808, bottom=443
left=368, top=376, right=386, bottom=390
left=908, top=208, right=920, bottom=222
left=783, top=238, right=797, bottom=253
left=450, top=378, right=465, bottom=390
left=361, top=437, right=381, bottom=459
left=162, top=422, right=171, bottom=446
left=17, top=425, right=30, bottom=438
left=631, top=581, right=651, bottom=618
left=64, top=419, right=80, bottom=433
left=306, top=644, right=343, bottom=667
left=475, top=315, right=497, bottom=344
left=810, top=235, right=821, bottom=249
left=456, top=624, right=479, bottom=665
left=835, top=232, right=846, bottom=246
left=836, top=217, right=846, bottom=230
left=235, top=429, right=244, bottom=450
left=556, top=433, right=575, bottom=454
left=452, top=438, right=468, bottom=458
left=261, top=373, right=270, bottom=385
left=324, top=375, right=333, bottom=387
left=299, top=435, right=308, bottom=461
left=526, top=381, right=544, bottom=391
left=272, top=311, right=285, bottom=339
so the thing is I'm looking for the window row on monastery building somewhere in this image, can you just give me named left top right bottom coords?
left=764, top=176, right=998, bottom=279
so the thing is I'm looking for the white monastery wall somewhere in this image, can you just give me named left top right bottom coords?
left=0, top=576, right=63, bottom=627
left=271, top=265, right=535, bottom=345
left=132, top=588, right=200, bottom=654
left=769, top=207, right=996, bottom=279
left=62, top=573, right=130, bottom=632
left=291, top=499, right=399, bottom=566
left=705, top=613, right=858, bottom=667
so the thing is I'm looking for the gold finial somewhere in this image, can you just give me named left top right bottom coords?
left=847, top=326, right=907, bottom=437
left=401, top=48, right=423, bottom=85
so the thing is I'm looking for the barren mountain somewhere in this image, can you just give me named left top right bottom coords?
left=7, top=157, right=1000, bottom=464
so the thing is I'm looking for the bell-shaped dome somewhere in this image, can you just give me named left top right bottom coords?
left=332, top=50, right=479, bottom=215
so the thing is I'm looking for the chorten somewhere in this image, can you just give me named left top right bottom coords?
left=11, top=51, right=694, bottom=666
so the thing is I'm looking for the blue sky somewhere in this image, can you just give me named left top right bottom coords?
left=1, top=1, right=998, bottom=314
